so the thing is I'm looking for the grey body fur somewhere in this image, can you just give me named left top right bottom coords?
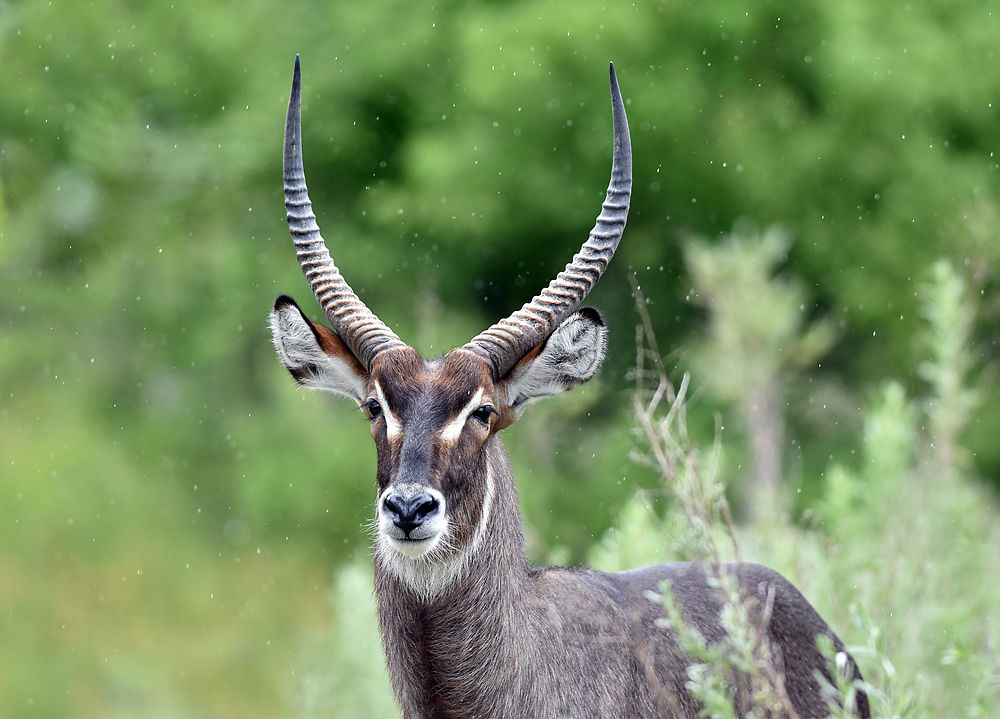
left=376, top=440, right=868, bottom=719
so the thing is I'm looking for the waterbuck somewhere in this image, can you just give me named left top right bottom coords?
left=268, top=56, right=870, bottom=719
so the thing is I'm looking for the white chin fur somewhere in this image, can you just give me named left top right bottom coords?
left=376, top=529, right=473, bottom=602
left=385, top=534, right=441, bottom=559
left=375, top=469, right=495, bottom=601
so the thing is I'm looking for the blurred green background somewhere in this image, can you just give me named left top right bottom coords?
left=2, top=0, right=998, bottom=717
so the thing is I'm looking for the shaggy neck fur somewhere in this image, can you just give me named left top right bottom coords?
left=375, top=439, right=536, bottom=719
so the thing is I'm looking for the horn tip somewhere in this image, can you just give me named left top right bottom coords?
left=608, top=62, right=623, bottom=108
left=285, top=54, right=303, bottom=165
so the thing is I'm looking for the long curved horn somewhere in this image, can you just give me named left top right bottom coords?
left=463, top=63, right=632, bottom=378
left=283, top=55, right=406, bottom=369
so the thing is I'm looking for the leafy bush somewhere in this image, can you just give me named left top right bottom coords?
left=590, top=257, right=999, bottom=717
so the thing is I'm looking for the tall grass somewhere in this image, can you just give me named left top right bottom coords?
left=592, top=258, right=999, bottom=717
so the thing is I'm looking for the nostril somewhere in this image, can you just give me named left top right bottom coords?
left=382, top=491, right=439, bottom=536
left=412, top=494, right=439, bottom=521
left=383, top=495, right=405, bottom=519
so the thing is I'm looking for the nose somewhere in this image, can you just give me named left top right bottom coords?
left=382, top=491, right=440, bottom=537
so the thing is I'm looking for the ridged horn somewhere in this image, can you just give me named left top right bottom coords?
left=283, top=55, right=406, bottom=369
left=463, top=62, right=632, bottom=378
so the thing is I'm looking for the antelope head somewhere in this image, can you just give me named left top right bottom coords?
left=269, top=56, right=631, bottom=598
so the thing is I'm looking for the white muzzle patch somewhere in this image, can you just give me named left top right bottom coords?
left=377, top=482, right=447, bottom=559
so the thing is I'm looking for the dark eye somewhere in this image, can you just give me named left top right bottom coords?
left=470, top=405, right=497, bottom=425
left=361, top=399, right=383, bottom=421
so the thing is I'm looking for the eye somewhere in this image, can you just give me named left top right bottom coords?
left=470, top=405, right=497, bottom=425
left=361, top=398, right=383, bottom=421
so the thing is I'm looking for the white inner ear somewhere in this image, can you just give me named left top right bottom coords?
left=500, top=309, right=608, bottom=417
left=269, top=305, right=366, bottom=402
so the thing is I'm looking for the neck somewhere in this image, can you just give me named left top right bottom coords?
left=374, top=438, right=534, bottom=718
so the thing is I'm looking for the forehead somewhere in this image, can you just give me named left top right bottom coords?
left=370, top=348, right=494, bottom=413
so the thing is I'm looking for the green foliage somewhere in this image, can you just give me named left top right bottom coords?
left=297, top=562, right=398, bottom=719
left=2, top=0, right=999, bottom=716
left=814, top=632, right=869, bottom=719
left=840, top=604, right=917, bottom=719
left=593, top=259, right=999, bottom=717
left=918, top=260, right=979, bottom=477
left=683, top=223, right=837, bottom=520
left=685, top=223, right=835, bottom=403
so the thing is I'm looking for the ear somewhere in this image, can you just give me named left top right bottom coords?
left=497, top=307, right=608, bottom=424
left=268, top=295, right=368, bottom=403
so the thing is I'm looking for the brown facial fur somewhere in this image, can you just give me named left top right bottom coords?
left=368, top=349, right=498, bottom=553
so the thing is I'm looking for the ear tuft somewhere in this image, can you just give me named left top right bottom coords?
left=269, top=296, right=368, bottom=402
left=498, top=307, right=608, bottom=422
left=575, top=305, right=604, bottom=326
